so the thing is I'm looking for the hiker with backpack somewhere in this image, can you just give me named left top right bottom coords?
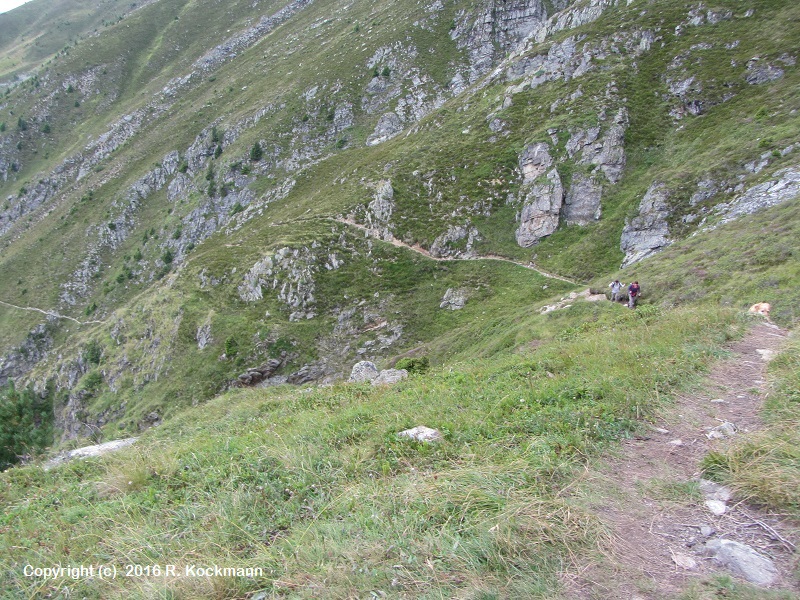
left=609, top=279, right=623, bottom=302
left=628, top=281, right=641, bottom=308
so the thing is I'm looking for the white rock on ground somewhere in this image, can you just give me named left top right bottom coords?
left=699, top=479, right=734, bottom=502
left=371, top=368, right=408, bottom=386
left=44, top=437, right=138, bottom=470
left=756, top=348, right=777, bottom=361
left=398, top=426, right=443, bottom=443
left=704, top=538, right=780, bottom=586
left=672, top=553, right=697, bottom=570
left=705, top=499, right=727, bottom=516
left=349, top=360, right=379, bottom=382
left=706, top=421, right=737, bottom=439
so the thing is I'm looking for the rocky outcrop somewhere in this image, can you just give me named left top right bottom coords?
left=451, top=0, right=559, bottom=83
left=563, top=173, right=602, bottom=225
left=0, top=321, right=54, bottom=386
left=666, top=73, right=707, bottom=119
left=366, top=112, right=404, bottom=146
left=594, top=110, right=627, bottom=184
left=0, top=0, right=311, bottom=241
left=745, top=58, right=785, bottom=85
left=0, top=174, right=62, bottom=237
left=504, top=34, right=591, bottom=92
left=197, top=0, right=315, bottom=71
left=239, top=246, right=328, bottom=321
left=365, top=180, right=395, bottom=240
left=569, top=108, right=628, bottom=184
left=513, top=111, right=626, bottom=246
left=430, top=223, right=481, bottom=258
left=59, top=151, right=181, bottom=306
left=79, top=110, right=148, bottom=179
left=620, top=183, right=672, bottom=267
left=516, top=168, right=564, bottom=247
left=360, top=43, right=450, bottom=146
left=711, top=166, right=800, bottom=227
left=349, top=360, right=379, bottom=382
left=287, top=362, right=329, bottom=385
left=526, top=0, right=616, bottom=46
left=440, top=288, right=468, bottom=310
left=237, top=358, right=282, bottom=386
left=519, top=142, right=554, bottom=183
left=196, top=323, right=213, bottom=350
left=371, top=368, right=408, bottom=386
left=514, top=142, right=561, bottom=246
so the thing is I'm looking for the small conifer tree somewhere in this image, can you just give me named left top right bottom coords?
left=250, top=141, right=263, bottom=161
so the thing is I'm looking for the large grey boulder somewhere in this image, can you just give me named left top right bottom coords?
left=371, top=369, right=408, bottom=386
left=620, top=183, right=671, bottom=266
left=704, top=539, right=779, bottom=586
left=516, top=168, right=564, bottom=247
left=440, top=288, right=468, bottom=310
left=349, top=361, right=379, bottom=382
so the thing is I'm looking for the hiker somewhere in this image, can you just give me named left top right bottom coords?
left=628, top=281, right=641, bottom=308
left=609, top=279, right=623, bottom=302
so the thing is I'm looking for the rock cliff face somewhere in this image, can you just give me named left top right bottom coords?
left=365, top=181, right=396, bottom=241
left=0, top=322, right=54, bottom=386
left=514, top=108, right=627, bottom=246
left=620, top=184, right=672, bottom=267
left=712, top=167, right=800, bottom=227
left=516, top=167, right=563, bottom=247
left=563, top=173, right=602, bottom=226
left=453, top=0, right=563, bottom=83
left=239, top=246, right=323, bottom=321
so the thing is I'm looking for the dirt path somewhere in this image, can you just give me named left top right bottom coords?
left=0, top=299, right=104, bottom=326
left=332, top=218, right=579, bottom=284
left=563, top=321, right=798, bottom=599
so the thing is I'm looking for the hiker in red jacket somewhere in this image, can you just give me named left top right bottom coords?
left=628, top=281, right=640, bottom=308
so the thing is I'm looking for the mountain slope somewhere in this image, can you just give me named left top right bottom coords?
left=0, top=0, right=797, bottom=451
left=0, top=0, right=799, bottom=597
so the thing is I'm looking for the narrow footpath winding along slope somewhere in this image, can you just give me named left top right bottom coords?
left=334, top=218, right=579, bottom=284
left=562, top=321, right=798, bottom=599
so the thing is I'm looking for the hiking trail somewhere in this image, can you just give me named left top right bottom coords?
left=334, top=218, right=579, bottom=284
left=0, top=299, right=104, bottom=326
left=562, top=320, right=798, bottom=598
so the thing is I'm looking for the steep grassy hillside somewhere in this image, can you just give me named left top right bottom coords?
left=0, top=0, right=797, bottom=467
left=0, top=0, right=799, bottom=596
left=0, top=300, right=750, bottom=598
left=0, top=0, right=150, bottom=83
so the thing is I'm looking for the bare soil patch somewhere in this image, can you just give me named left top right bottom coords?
left=562, top=321, right=799, bottom=599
